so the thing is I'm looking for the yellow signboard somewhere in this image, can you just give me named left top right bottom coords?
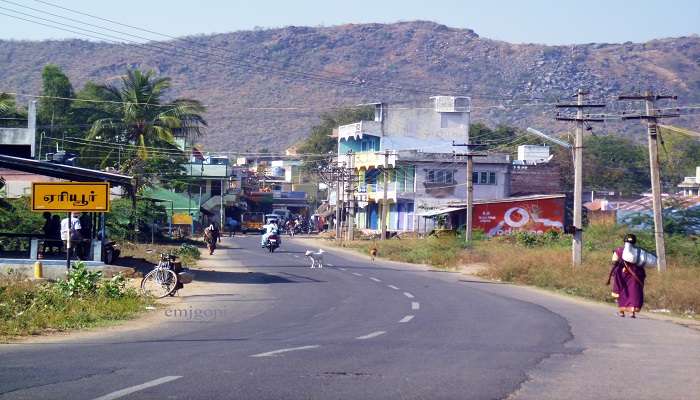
left=171, top=213, right=193, bottom=225
left=32, top=182, right=110, bottom=212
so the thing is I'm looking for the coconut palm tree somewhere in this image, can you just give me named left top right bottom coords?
left=0, top=92, right=27, bottom=129
left=0, top=92, right=14, bottom=116
left=81, top=70, right=206, bottom=175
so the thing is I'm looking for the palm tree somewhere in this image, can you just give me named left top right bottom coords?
left=81, top=70, right=206, bottom=174
left=0, top=92, right=27, bottom=128
left=0, top=92, right=14, bottom=116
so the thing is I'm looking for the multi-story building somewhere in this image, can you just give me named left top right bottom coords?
left=678, top=167, right=700, bottom=197
left=335, top=96, right=511, bottom=233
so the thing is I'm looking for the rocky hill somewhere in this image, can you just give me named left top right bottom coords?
left=1, top=21, right=699, bottom=152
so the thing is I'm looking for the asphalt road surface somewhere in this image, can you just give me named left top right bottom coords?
left=1, top=235, right=699, bottom=400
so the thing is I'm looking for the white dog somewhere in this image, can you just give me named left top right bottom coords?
left=305, top=249, right=325, bottom=268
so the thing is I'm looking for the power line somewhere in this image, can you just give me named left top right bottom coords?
left=0, top=3, right=461, bottom=97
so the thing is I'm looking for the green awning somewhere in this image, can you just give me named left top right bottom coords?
left=141, top=186, right=202, bottom=219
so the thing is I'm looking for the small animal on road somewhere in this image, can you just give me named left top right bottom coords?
left=305, top=249, right=325, bottom=268
left=370, top=246, right=378, bottom=261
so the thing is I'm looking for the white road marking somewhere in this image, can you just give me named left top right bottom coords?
left=403, top=292, right=415, bottom=299
left=339, top=267, right=347, bottom=271
left=388, top=285, right=400, bottom=290
left=369, top=277, right=382, bottom=282
left=352, top=272, right=363, bottom=276
left=356, top=331, right=386, bottom=340
left=399, top=315, right=415, bottom=323
left=412, top=302, right=420, bottom=310
left=92, top=376, right=183, bottom=400
left=250, top=345, right=320, bottom=358
left=294, top=255, right=300, bottom=258
left=327, top=263, right=334, bottom=267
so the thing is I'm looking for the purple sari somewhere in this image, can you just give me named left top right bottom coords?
left=609, top=247, right=646, bottom=310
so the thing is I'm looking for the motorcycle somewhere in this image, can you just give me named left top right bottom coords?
left=265, top=233, right=280, bottom=252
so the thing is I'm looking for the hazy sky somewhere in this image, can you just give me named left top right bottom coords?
left=0, top=0, right=698, bottom=45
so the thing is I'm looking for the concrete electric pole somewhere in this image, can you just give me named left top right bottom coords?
left=381, top=151, right=390, bottom=240
left=555, top=89, right=605, bottom=268
left=346, top=151, right=355, bottom=241
left=618, top=91, right=679, bottom=272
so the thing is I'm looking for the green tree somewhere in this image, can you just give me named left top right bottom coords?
left=38, top=64, right=74, bottom=133
left=657, top=129, right=700, bottom=189
left=78, top=70, right=206, bottom=186
left=584, top=135, right=649, bottom=195
left=0, top=92, right=27, bottom=128
left=298, top=106, right=375, bottom=172
left=298, top=106, right=375, bottom=155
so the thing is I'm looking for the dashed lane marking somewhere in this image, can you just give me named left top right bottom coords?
left=403, top=292, right=415, bottom=299
left=250, top=345, right=320, bottom=358
left=370, top=277, right=382, bottom=282
left=352, top=272, right=363, bottom=277
left=339, top=267, right=347, bottom=271
left=399, top=315, right=415, bottom=323
left=92, top=376, right=183, bottom=400
left=388, top=285, right=400, bottom=290
left=356, top=331, right=386, bottom=340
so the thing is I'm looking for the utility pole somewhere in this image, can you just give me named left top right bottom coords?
left=220, top=178, right=224, bottom=232
left=335, top=163, right=343, bottom=242
left=381, top=151, right=390, bottom=240
left=452, top=142, right=486, bottom=244
left=346, top=151, right=355, bottom=241
left=618, top=91, right=678, bottom=272
left=555, top=89, right=605, bottom=268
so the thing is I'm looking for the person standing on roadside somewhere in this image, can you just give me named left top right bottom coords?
left=60, top=213, right=82, bottom=260
left=607, top=233, right=647, bottom=318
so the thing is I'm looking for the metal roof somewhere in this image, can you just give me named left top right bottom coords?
left=0, top=154, right=133, bottom=189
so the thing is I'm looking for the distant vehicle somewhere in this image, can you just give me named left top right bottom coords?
left=241, top=212, right=264, bottom=232
left=264, top=214, right=281, bottom=224
left=272, top=209, right=291, bottom=220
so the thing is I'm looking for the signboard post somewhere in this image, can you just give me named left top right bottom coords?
left=32, top=182, right=111, bottom=270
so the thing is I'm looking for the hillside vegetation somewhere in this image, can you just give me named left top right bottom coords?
left=2, top=21, right=699, bottom=151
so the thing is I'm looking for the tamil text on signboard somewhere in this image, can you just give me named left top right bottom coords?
left=32, top=182, right=110, bottom=212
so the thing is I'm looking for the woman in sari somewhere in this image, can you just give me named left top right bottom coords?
left=607, top=233, right=646, bottom=318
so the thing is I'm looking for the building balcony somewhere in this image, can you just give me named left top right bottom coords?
left=337, top=120, right=382, bottom=141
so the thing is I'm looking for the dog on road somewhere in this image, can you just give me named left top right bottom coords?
left=305, top=249, right=325, bottom=268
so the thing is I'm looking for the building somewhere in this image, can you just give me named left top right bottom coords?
left=510, top=144, right=562, bottom=196
left=335, top=96, right=511, bottom=233
left=0, top=101, right=43, bottom=197
left=678, top=167, right=700, bottom=197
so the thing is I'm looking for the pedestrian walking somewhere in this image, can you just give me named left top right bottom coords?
left=204, top=223, right=219, bottom=255
left=607, top=233, right=649, bottom=318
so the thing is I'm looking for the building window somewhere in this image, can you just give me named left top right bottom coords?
left=473, top=171, right=497, bottom=185
left=426, top=169, right=456, bottom=184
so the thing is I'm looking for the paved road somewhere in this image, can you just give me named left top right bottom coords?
left=1, top=235, right=699, bottom=400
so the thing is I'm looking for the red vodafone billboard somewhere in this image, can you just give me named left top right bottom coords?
left=473, top=195, right=565, bottom=237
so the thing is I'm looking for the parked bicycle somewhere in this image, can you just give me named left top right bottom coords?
left=141, top=253, right=185, bottom=298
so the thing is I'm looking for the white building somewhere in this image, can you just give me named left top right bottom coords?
left=335, top=96, right=511, bottom=233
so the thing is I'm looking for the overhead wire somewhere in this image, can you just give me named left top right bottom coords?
left=0, top=2, right=460, bottom=97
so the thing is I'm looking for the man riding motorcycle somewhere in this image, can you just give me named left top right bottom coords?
left=261, top=219, right=281, bottom=248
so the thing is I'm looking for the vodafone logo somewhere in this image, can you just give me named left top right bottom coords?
left=503, top=207, right=530, bottom=228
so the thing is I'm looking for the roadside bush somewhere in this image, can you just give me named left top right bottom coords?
left=1, top=269, right=149, bottom=338
left=176, top=243, right=200, bottom=260
left=55, top=262, right=102, bottom=297
left=99, top=274, right=129, bottom=299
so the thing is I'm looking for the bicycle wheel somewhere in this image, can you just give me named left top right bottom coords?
left=141, top=268, right=178, bottom=298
